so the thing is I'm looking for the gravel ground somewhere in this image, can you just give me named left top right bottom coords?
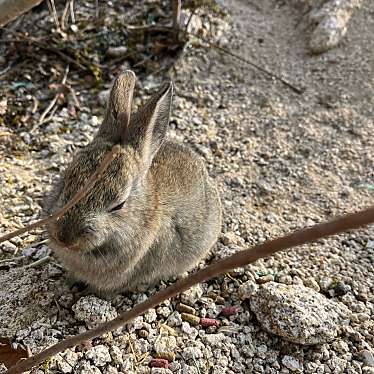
left=0, top=1, right=373, bottom=373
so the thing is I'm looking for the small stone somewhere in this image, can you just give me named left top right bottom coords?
left=304, top=278, right=321, bottom=292
left=85, top=344, right=111, bottom=367
left=308, top=0, right=361, bottom=54
left=250, top=282, right=350, bottom=345
left=157, top=306, right=172, bottom=318
left=110, top=345, right=123, bottom=365
left=257, top=274, right=274, bottom=284
left=221, top=232, right=241, bottom=246
left=182, top=346, right=203, bottom=360
left=282, top=355, right=303, bottom=372
left=75, top=360, right=102, bottom=374
left=122, top=354, right=135, bottom=371
left=151, top=369, right=173, bottom=374
left=1, top=241, right=17, bottom=252
left=104, top=366, right=119, bottom=374
left=181, top=285, right=204, bottom=305
left=357, top=293, right=368, bottom=302
left=238, top=281, right=259, bottom=300
left=166, top=311, right=182, bottom=327
left=332, top=339, right=349, bottom=353
left=106, top=46, right=128, bottom=57
left=177, top=303, right=196, bottom=315
left=360, top=350, right=374, bottom=367
left=333, top=281, right=351, bottom=296
left=181, top=313, right=200, bottom=326
left=72, top=296, right=117, bottom=328
left=278, top=275, right=293, bottom=285
left=144, top=309, right=157, bottom=323
left=154, top=336, right=177, bottom=354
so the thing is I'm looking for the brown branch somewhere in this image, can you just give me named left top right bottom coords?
left=31, top=65, right=69, bottom=132
left=5, top=205, right=374, bottom=374
left=0, top=145, right=121, bottom=244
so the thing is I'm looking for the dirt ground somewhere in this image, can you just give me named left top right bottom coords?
left=0, top=0, right=373, bottom=373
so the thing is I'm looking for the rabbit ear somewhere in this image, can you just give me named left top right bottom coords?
left=99, top=71, right=136, bottom=143
left=126, top=81, right=173, bottom=164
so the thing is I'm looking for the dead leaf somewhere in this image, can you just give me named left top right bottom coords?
left=0, top=338, right=28, bottom=369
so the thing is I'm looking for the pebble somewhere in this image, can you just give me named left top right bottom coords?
left=333, top=281, right=351, bottom=296
left=72, top=296, right=117, bottom=328
left=181, top=284, right=204, bottom=305
left=75, top=360, right=102, bottom=374
left=109, top=345, right=123, bottom=365
left=238, top=281, right=259, bottom=300
left=85, top=344, right=111, bottom=367
left=183, top=346, right=204, bottom=360
left=257, top=274, right=274, bottom=284
left=308, top=0, right=361, bottom=54
left=151, top=369, right=173, bottom=374
left=250, top=282, right=350, bottom=345
left=282, top=355, right=303, bottom=372
left=360, top=350, right=374, bottom=367
left=106, top=46, right=128, bottom=57
left=154, top=336, right=177, bottom=353
left=144, top=309, right=158, bottom=323
left=221, top=231, right=242, bottom=246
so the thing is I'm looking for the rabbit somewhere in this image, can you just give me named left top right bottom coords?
left=45, top=70, right=222, bottom=296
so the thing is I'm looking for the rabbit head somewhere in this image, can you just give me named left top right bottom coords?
left=47, top=71, right=173, bottom=255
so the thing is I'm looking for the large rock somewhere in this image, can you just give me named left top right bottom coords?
left=250, top=282, right=350, bottom=345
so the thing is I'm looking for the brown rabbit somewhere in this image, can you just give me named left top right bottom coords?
left=46, top=71, right=222, bottom=295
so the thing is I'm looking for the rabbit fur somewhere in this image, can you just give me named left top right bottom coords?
left=46, top=71, right=222, bottom=295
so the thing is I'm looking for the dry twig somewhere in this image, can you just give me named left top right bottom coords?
left=32, top=65, right=70, bottom=131
left=5, top=205, right=374, bottom=374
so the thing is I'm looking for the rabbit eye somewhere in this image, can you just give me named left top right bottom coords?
left=110, top=200, right=126, bottom=212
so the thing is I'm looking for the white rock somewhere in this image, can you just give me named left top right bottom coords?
left=181, top=284, right=204, bottom=305
left=85, top=345, right=111, bottom=367
left=183, top=346, right=203, bottom=360
left=250, top=282, right=350, bottom=345
left=154, top=336, right=177, bottom=353
left=361, top=350, right=374, bottom=367
left=308, top=0, right=362, bottom=54
left=75, top=360, right=102, bottom=374
left=72, top=296, right=117, bottom=328
left=110, top=345, right=123, bottom=365
left=238, top=281, right=259, bottom=300
left=144, top=309, right=157, bottom=323
left=282, top=355, right=303, bottom=372
left=151, top=369, right=173, bottom=374
left=122, top=353, right=135, bottom=371
left=104, top=366, right=119, bottom=374
left=167, top=311, right=182, bottom=327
